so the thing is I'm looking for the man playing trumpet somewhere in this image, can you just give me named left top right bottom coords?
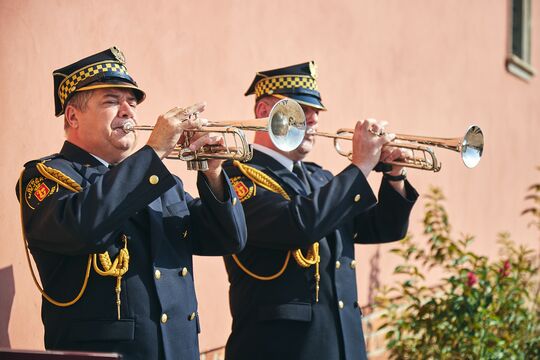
left=222, top=61, right=419, bottom=360
left=16, top=47, right=246, bottom=360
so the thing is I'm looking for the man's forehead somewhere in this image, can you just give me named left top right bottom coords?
left=97, top=87, right=137, bottom=98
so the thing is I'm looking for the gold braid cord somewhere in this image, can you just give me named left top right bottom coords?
left=19, top=161, right=130, bottom=312
left=93, top=235, right=130, bottom=319
left=231, top=161, right=321, bottom=301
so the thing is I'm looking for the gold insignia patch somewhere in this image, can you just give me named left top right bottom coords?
left=24, top=177, right=58, bottom=210
left=230, top=176, right=255, bottom=202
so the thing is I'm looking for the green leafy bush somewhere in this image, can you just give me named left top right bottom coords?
left=376, top=180, right=540, bottom=359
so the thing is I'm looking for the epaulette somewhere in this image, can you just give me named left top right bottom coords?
left=33, top=161, right=82, bottom=193
left=23, top=153, right=63, bottom=168
left=232, top=160, right=290, bottom=201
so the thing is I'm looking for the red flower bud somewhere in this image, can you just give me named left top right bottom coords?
left=467, top=272, right=477, bottom=287
left=500, top=260, right=511, bottom=277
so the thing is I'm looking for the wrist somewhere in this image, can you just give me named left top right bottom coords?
left=383, top=168, right=407, bottom=182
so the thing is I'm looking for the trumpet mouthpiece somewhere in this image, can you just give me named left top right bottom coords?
left=122, top=122, right=135, bottom=132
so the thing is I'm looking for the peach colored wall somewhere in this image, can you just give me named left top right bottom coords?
left=1, top=0, right=538, bottom=353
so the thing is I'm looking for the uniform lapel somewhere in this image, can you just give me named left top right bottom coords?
left=305, top=164, right=343, bottom=259
left=251, top=150, right=307, bottom=196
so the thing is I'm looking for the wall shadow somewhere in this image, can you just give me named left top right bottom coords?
left=0, top=265, right=15, bottom=348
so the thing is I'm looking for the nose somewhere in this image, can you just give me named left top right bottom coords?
left=119, top=100, right=135, bottom=118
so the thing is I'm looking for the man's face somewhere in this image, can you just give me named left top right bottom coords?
left=292, top=104, right=319, bottom=159
left=68, top=88, right=138, bottom=162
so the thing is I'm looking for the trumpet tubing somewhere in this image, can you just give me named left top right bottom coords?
left=123, top=99, right=306, bottom=171
left=312, top=125, right=484, bottom=172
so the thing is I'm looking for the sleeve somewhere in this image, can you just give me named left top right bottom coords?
left=17, top=146, right=176, bottom=255
left=229, top=164, right=379, bottom=250
left=353, top=178, right=419, bottom=244
left=187, top=171, right=247, bottom=256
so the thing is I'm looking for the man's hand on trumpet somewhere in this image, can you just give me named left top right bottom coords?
left=379, top=142, right=412, bottom=196
left=147, top=102, right=207, bottom=160
left=351, top=118, right=394, bottom=177
left=185, top=131, right=227, bottom=200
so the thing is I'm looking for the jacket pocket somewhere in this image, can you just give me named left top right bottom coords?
left=68, top=319, right=135, bottom=342
left=257, top=302, right=312, bottom=322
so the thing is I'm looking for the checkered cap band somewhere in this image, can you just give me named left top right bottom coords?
left=58, top=61, right=131, bottom=107
left=254, top=75, right=318, bottom=98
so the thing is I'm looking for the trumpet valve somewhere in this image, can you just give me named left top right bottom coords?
left=186, top=160, right=209, bottom=171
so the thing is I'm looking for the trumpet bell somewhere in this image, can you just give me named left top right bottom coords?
left=461, top=125, right=484, bottom=168
left=268, top=99, right=306, bottom=151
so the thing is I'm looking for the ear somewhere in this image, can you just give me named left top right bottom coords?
left=255, top=100, right=271, bottom=118
left=64, top=105, right=79, bottom=129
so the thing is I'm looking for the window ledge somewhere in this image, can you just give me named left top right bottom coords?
left=506, top=55, right=536, bottom=81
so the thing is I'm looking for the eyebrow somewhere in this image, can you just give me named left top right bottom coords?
left=102, top=91, right=137, bottom=102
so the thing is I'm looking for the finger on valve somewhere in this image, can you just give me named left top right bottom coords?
left=189, top=134, right=224, bottom=152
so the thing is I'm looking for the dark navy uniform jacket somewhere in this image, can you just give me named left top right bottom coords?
left=17, top=141, right=247, bottom=360
left=223, top=150, right=418, bottom=360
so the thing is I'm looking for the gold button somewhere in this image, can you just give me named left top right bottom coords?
left=338, top=300, right=344, bottom=309
left=188, top=312, right=196, bottom=321
left=353, top=233, right=358, bottom=239
left=161, top=313, right=168, bottom=323
left=335, top=261, right=341, bottom=269
left=354, top=194, right=361, bottom=202
left=350, top=260, right=357, bottom=269
left=183, top=230, right=188, bottom=239
left=232, top=197, right=237, bottom=206
left=154, top=269, right=161, bottom=280
left=181, top=267, right=188, bottom=277
left=149, top=175, right=159, bottom=185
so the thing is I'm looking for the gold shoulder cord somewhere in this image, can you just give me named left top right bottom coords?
left=232, top=160, right=321, bottom=302
left=19, top=162, right=129, bottom=318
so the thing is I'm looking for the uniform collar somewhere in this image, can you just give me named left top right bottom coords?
left=60, top=141, right=109, bottom=168
left=250, top=149, right=310, bottom=196
left=252, top=143, right=294, bottom=172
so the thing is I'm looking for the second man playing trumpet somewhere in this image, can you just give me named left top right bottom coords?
left=222, top=61, right=419, bottom=360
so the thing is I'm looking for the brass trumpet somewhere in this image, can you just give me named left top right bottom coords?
left=310, top=125, right=484, bottom=172
left=124, top=99, right=306, bottom=171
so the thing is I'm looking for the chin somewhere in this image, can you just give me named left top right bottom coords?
left=299, top=139, right=314, bottom=154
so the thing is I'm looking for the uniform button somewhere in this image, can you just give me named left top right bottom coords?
left=354, top=194, right=361, bottom=202
left=188, top=312, right=196, bottom=321
left=232, top=197, right=237, bottom=205
left=353, top=232, right=358, bottom=239
left=183, top=230, right=188, bottom=239
left=154, top=269, right=161, bottom=279
left=149, top=175, right=159, bottom=185
left=335, top=261, right=341, bottom=269
left=161, top=313, right=168, bottom=323
left=350, top=260, right=357, bottom=269
left=181, top=267, right=188, bottom=277
left=338, top=300, right=344, bottom=310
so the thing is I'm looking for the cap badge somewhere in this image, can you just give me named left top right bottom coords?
left=309, top=61, right=318, bottom=79
left=110, top=46, right=126, bottom=64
